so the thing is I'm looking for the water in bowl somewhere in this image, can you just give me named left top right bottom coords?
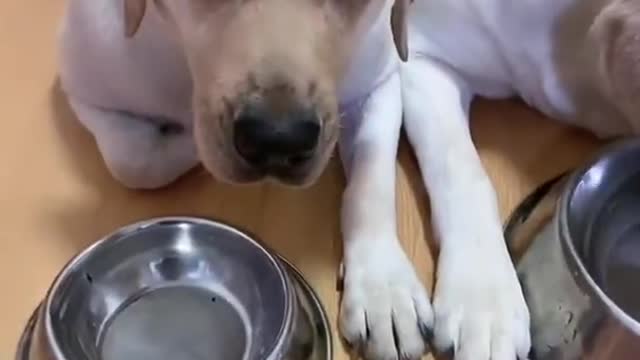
left=603, top=229, right=640, bottom=322
left=589, top=177, right=640, bottom=323
left=100, top=286, right=250, bottom=360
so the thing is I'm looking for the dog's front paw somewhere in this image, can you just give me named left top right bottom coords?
left=433, top=251, right=531, bottom=360
left=339, top=239, right=433, bottom=360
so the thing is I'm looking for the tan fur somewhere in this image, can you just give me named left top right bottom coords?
left=122, top=0, right=406, bottom=185
left=591, top=0, right=640, bottom=132
left=124, top=0, right=146, bottom=37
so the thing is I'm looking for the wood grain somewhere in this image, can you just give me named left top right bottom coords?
left=0, top=1, right=603, bottom=359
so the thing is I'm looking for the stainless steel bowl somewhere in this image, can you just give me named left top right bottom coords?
left=505, top=140, right=640, bottom=359
left=16, top=217, right=332, bottom=360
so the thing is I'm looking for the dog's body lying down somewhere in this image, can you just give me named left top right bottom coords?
left=59, top=0, right=640, bottom=359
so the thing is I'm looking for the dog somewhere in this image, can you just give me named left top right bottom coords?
left=59, top=0, right=640, bottom=359
left=58, top=1, right=431, bottom=360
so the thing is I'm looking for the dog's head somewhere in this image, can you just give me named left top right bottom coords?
left=124, top=0, right=409, bottom=186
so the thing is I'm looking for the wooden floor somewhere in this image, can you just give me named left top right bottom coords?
left=0, top=1, right=604, bottom=359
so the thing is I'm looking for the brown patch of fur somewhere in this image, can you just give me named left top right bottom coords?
left=591, top=0, right=640, bottom=130
left=124, top=0, right=146, bottom=37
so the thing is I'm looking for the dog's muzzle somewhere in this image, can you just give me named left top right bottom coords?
left=233, top=101, right=321, bottom=175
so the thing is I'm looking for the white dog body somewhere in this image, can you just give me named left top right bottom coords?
left=59, top=0, right=637, bottom=360
left=408, top=0, right=635, bottom=136
left=410, top=0, right=566, bottom=108
left=345, top=0, right=640, bottom=359
left=387, top=0, right=638, bottom=359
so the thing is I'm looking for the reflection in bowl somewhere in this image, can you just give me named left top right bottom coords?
left=506, top=139, right=640, bottom=359
left=17, top=217, right=332, bottom=360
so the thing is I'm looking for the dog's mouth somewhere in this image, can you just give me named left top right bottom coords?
left=202, top=146, right=332, bottom=187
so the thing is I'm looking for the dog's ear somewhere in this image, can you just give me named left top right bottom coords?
left=391, top=0, right=410, bottom=62
left=124, top=0, right=147, bottom=37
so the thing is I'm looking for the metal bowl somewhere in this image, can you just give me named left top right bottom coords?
left=17, top=217, right=332, bottom=360
left=505, top=139, right=640, bottom=359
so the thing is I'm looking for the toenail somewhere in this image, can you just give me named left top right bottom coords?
left=419, top=322, right=434, bottom=341
left=158, top=122, right=183, bottom=136
left=526, top=347, right=537, bottom=360
left=437, top=345, right=455, bottom=360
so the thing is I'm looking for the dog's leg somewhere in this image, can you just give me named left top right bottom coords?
left=339, top=72, right=433, bottom=360
left=69, top=98, right=199, bottom=189
left=401, top=59, right=531, bottom=360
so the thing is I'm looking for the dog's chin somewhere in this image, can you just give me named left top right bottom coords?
left=197, top=135, right=336, bottom=187
left=267, top=165, right=322, bottom=188
left=200, top=154, right=330, bottom=188
left=267, top=148, right=334, bottom=188
left=200, top=161, right=263, bottom=186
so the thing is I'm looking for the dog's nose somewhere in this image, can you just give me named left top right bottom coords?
left=233, top=106, right=320, bottom=169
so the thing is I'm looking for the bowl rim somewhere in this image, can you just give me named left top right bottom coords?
left=558, top=139, right=640, bottom=336
left=41, top=216, right=295, bottom=360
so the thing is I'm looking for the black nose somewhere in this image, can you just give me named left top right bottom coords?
left=233, top=106, right=320, bottom=169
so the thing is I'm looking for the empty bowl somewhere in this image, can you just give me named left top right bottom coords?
left=505, top=139, right=640, bottom=359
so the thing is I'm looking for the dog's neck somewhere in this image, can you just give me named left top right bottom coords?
left=338, top=0, right=400, bottom=108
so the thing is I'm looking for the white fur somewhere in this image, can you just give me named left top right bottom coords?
left=338, top=67, right=433, bottom=360
left=59, top=0, right=196, bottom=189
left=59, top=0, right=636, bottom=359
left=344, top=0, right=640, bottom=359
left=337, top=5, right=434, bottom=359
left=389, top=0, right=637, bottom=359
